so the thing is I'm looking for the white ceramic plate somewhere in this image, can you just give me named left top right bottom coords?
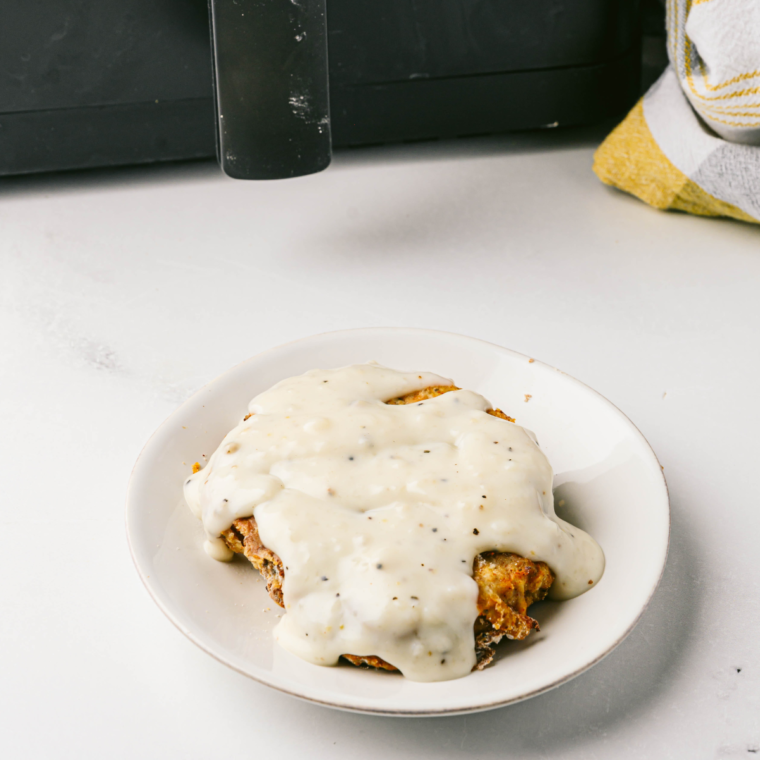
left=126, top=328, right=669, bottom=716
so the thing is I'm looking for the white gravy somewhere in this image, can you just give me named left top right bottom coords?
left=184, top=363, right=605, bottom=682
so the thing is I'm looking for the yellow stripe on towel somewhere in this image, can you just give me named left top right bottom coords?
left=593, top=100, right=757, bottom=224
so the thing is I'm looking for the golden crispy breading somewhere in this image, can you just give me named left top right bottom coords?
left=472, top=551, right=554, bottom=667
left=387, top=385, right=515, bottom=422
left=487, top=407, right=515, bottom=423
left=219, top=385, right=551, bottom=672
left=221, top=518, right=285, bottom=607
left=385, top=385, right=461, bottom=404
left=340, top=653, right=399, bottom=671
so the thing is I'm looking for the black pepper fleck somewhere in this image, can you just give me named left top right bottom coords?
left=473, top=528, right=480, bottom=535
left=376, top=563, right=383, bottom=569
left=432, top=528, right=438, bottom=533
left=411, top=596, right=419, bottom=600
left=348, top=456, right=354, bottom=461
left=321, top=576, right=328, bottom=581
left=482, top=495, right=487, bottom=499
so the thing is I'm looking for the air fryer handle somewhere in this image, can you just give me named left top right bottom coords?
left=208, top=0, right=331, bottom=180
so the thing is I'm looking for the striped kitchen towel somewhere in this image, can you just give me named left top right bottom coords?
left=594, top=0, right=760, bottom=224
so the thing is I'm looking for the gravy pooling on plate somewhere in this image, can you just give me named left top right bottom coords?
left=184, top=363, right=605, bottom=682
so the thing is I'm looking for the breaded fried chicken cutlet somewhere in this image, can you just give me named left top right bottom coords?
left=219, top=385, right=554, bottom=672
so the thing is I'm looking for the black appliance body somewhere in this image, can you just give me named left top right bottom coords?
left=0, top=0, right=641, bottom=178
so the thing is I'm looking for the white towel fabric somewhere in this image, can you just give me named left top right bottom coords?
left=669, top=0, right=760, bottom=145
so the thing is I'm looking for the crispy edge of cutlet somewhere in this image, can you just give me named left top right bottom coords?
left=386, top=385, right=516, bottom=423
left=218, top=384, right=551, bottom=672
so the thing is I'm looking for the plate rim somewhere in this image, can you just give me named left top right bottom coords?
left=125, top=327, right=670, bottom=716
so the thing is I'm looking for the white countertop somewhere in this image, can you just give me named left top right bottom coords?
left=2, top=127, right=759, bottom=758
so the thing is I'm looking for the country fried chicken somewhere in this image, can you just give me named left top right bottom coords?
left=219, top=385, right=553, bottom=672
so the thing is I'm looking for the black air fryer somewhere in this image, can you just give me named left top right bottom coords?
left=0, top=1, right=641, bottom=179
